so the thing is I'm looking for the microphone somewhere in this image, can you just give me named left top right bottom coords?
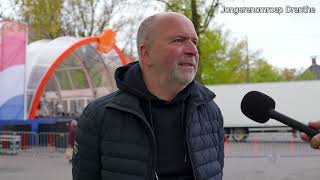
left=241, top=91, right=320, bottom=137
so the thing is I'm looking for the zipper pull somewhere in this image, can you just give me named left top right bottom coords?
left=155, top=171, right=159, bottom=180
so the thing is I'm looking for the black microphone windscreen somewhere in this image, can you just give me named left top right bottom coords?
left=241, top=91, right=276, bottom=123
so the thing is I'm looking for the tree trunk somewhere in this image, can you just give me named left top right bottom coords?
left=190, top=0, right=203, bottom=83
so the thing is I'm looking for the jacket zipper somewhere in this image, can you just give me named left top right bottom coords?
left=105, top=104, right=158, bottom=180
left=185, top=103, right=202, bottom=180
left=155, top=171, right=159, bottom=180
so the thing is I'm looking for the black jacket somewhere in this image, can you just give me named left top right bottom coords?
left=72, top=62, right=224, bottom=180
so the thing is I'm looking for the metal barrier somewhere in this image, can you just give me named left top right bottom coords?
left=0, top=134, right=21, bottom=155
left=0, top=131, right=319, bottom=157
left=0, top=131, right=69, bottom=154
left=38, top=132, right=68, bottom=152
left=224, top=132, right=320, bottom=159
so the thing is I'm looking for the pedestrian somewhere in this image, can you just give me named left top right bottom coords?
left=66, top=119, right=77, bottom=163
left=72, top=12, right=224, bottom=180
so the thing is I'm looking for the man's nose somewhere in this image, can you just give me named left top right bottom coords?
left=183, top=41, right=198, bottom=56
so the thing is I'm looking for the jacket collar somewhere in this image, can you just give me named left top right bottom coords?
left=106, top=80, right=215, bottom=116
left=105, top=91, right=146, bottom=119
left=187, top=81, right=216, bottom=106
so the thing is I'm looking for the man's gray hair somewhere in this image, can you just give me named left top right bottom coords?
left=136, top=14, right=157, bottom=59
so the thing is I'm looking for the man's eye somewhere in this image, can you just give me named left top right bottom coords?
left=193, top=41, right=198, bottom=46
left=173, top=38, right=183, bottom=43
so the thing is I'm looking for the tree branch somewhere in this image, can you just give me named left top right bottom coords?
left=156, top=0, right=177, bottom=11
left=200, top=0, right=220, bottom=34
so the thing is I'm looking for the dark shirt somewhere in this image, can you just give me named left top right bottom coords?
left=150, top=101, right=194, bottom=180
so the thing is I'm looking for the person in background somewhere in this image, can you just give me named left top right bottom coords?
left=72, top=12, right=224, bottom=180
left=66, top=119, right=77, bottom=162
left=300, top=120, right=320, bottom=150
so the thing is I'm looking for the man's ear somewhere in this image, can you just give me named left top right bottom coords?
left=140, top=44, right=152, bottom=66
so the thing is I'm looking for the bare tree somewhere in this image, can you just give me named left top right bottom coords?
left=62, top=0, right=135, bottom=37
left=12, top=0, right=154, bottom=56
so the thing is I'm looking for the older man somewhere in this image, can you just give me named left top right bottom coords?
left=72, top=12, right=224, bottom=180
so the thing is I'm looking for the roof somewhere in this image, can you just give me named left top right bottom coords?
left=306, top=60, right=320, bottom=79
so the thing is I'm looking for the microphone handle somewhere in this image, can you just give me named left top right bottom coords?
left=269, top=109, right=320, bottom=137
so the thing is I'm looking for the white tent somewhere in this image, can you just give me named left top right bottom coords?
left=26, top=30, right=129, bottom=118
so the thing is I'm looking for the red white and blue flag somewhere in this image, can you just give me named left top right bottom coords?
left=0, top=21, right=27, bottom=120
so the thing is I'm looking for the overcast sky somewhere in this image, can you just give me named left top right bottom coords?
left=214, top=0, right=320, bottom=70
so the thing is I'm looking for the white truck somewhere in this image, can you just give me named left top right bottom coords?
left=207, top=80, right=320, bottom=141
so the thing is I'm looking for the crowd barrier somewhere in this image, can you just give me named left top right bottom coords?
left=0, top=134, right=21, bottom=155
left=224, top=132, right=320, bottom=158
left=0, top=131, right=68, bottom=154
left=0, top=131, right=319, bottom=158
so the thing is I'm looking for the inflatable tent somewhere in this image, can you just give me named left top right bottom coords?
left=25, top=29, right=129, bottom=119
